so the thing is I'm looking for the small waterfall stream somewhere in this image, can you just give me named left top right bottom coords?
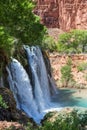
left=6, top=46, right=60, bottom=123
left=24, top=46, right=51, bottom=104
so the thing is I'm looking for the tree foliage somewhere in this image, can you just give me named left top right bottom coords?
left=61, top=58, right=73, bottom=87
left=57, top=30, right=87, bottom=54
left=0, top=0, right=46, bottom=56
left=0, top=26, right=14, bottom=55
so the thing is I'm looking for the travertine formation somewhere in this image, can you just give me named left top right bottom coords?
left=34, top=0, right=87, bottom=31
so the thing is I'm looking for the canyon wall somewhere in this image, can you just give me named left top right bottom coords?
left=49, top=53, right=87, bottom=87
left=34, top=0, right=59, bottom=28
left=34, top=0, right=87, bottom=31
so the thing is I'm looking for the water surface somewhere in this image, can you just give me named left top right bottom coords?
left=52, top=88, right=87, bottom=108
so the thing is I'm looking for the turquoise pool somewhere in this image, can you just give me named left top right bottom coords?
left=52, top=88, right=87, bottom=108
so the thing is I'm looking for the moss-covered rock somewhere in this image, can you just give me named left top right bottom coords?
left=0, top=87, right=36, bottom=125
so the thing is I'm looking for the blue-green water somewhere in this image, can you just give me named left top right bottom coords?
left=52, top=88, right=87, bottom=108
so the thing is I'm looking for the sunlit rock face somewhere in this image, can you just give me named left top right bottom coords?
left=34, top=0, right=87, bottom=31
left=59, top=0, right=87, bottom=31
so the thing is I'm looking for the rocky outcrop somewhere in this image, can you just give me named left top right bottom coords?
left=34, top=0, right=87, bottom=31
left=0, top=88, right=36, bottom=127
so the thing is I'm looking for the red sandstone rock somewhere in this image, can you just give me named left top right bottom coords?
left=49, top=53, right=87, bottom=87
left=34, top=0, right=87, bottom=31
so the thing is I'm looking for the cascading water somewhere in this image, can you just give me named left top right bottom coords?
left=48, top=75, right=58, bottom=95
left=24, top=46, right=51, bottom=104
left=24, top=46, right=49, bottom=111
left=7, top=46, right=61, bottom=123
left=6, top=58, right=44, bottom=123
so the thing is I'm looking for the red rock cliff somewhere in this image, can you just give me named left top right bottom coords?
left=34, top=0, right=87, bottom=31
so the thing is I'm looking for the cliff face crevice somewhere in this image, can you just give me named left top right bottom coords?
left=34, top=0, right=87, bottom=31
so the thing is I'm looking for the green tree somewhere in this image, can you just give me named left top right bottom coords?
left=57, top=30, right=87, bottom=54
left=0, top=0, right=46, bottom=53
left=61, top=58, right=74, bottom=87
left=0, top=26, right=14, bottom=55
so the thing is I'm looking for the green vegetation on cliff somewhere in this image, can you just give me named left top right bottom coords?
left=0, top=95, right=8, bottom=109
left=6, top=109, right=87, bottom=130
left=0, top=0, right=46, bottom=57
left=57, top=30, right=87, bottom=54
left=0, top=26, right=14, bottom=56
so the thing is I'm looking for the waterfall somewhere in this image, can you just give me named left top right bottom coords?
left=48, top=75, right=58, bottom=95
left=6, top=58, right=44, bottom=123
left=24, top=46, right=51, bottom=103
left=7, top=46, right=61, bottom=123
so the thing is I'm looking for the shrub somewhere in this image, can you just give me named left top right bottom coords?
left=77, top=62, right=87, bottom=72
left=78, top=110, right=87, bottom=126
left=57, top=29, right=87, bottom=54
left=37, top=109, right=83, bottom=130
left=6, top=109, right=87, bottom=130
left=0, top=95, right=8, bottom=109
left=61, top=65, right=73, bottom=87
left=66, top=57, right=72, bottom=66
left=60, top=58, right=74, bottom=87
left=41, top=36, right=57, bottom=52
